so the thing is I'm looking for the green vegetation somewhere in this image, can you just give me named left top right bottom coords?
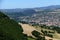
left=32, top=30, right=40, bottom=37
left=19, top=21, right=28, bottom=24
left=32, top=24, right=60, bottom=34
left=0, top=12, right=27, bottom=40
left=32, top=30, right=45, bottom=40
left=31, top=23, right=60, bottom=40
left=28, top=38, right=35, bottom=40
left=41, top=30, right=53, bottom=38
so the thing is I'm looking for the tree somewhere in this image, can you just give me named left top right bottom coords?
left=32, top=30, right=40, bottom=37
left=32, top=30, right=45, bottom=40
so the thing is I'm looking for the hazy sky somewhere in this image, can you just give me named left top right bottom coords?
left=1, top=0, right=60, bottom=9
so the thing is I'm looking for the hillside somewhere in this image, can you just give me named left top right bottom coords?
left=19, top=23, right=60, bottom=40
left=0, top=12, right=27, bottom=40
left=0, top=5, right=60, bottom=40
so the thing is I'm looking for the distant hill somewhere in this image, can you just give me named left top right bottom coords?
left=0, top=5, right=60, bottom=26
left=0, top=8, right=36, bottom=16
left=1, top=5, right=60, bottom=15
left=34, top=5, right=60, bottom=10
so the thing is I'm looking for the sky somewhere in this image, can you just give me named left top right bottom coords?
left=0, top=0, right=60, bottom=9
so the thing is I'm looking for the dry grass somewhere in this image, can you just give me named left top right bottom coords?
left=53, top=32, right=60, bottom=39
left=19, top=23, right=36, bottom=37
left=18, top=23, right=60, bottom=40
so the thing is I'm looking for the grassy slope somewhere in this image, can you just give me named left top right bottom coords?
left=20, top=23, right=60, bottom=40
left=33, top=25, right=60, bottom=40
left=28, top=38, right=35, bottom=40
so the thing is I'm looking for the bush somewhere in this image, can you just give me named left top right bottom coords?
left=32, top=30, right=45, bottom=40
left=41, top=30, right=47, bottom=36
left=32, top=30, right=40, bottom=37
left=47, top=34, right=53, bottom=38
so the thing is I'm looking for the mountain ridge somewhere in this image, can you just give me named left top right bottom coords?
left=1, top=5, right=60, bottom=26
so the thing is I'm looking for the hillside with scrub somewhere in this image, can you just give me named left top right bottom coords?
left=0, top=12, right=27, bottom=40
